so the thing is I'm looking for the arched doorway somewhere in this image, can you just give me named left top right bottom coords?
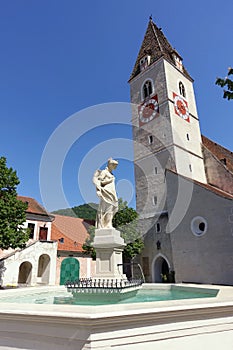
left=152, top=254, right=170, bottom=283
left=18, top=261, right=32, bottom=284
left=60, top=258, right=80, bottom=285
left=37, top=254, right=50, bottom=284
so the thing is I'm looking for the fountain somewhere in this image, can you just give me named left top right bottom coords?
left=66, top=158, right=142, bottom=302
left=0, top=158, right=233, bottom=349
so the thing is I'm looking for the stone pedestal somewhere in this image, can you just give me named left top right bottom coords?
left=93, top=228, right=126, bottom=280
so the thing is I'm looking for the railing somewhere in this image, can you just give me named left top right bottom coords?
left=65, top=278, right=143, bottom=291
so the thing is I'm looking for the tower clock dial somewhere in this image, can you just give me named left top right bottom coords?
left=138, top=95, right=159, bottom=125
left=173, top=93, right=190, bottom=122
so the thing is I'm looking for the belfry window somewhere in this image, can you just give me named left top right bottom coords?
left=148, top=135, right=153, bottom=144
left=140, top=55, right=151, bottom=71
left=143, top=80, right=153, bottom=99
left=179, top=81, right=186, bottom=98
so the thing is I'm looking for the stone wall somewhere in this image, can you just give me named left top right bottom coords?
left=203, top=145, right=233, bottom=195
left=166, top=170, right=233, bottom=285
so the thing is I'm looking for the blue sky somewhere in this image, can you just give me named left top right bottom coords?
left=0, top=1, right=232, bottom=211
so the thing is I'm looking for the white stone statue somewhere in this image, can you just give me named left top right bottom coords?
left=93, top=158, right=118, bottom=229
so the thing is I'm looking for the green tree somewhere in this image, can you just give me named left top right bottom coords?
left=113, top=199, right=143, bottom=260
left=82, top=199, right=144, bottom=262
left=0, top=157, right=29, bottom=250
left=82, top=225, right=96, bottom=260
left=216, top=67, right=233, bottom=100
left=52, top=203, right=97, bottom=220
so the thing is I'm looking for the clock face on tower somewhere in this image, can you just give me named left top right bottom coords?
left=138, top=95, right=159, bottom=126
left=173, top=92, right=190, bottom=122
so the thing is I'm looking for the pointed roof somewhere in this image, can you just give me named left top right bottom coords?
left=129, top=18, right=192, bottom=82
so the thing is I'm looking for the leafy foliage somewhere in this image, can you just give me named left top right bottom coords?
left=52, top=203, right=97, bottom=220
left=0, top=157, right=29, bottom=250
left=216, top=67, right=233, bottom=100
left=112, top=199, right=138, bottom=228
left=82, top=225, right=96, bottom=260
left=123, top=238, right=144, bottom=260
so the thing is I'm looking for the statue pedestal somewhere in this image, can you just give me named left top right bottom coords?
left=93, top=228, right=126, bottom=280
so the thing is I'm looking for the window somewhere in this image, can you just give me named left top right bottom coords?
left=179, top=81, right=186, bottom=98
left=59, top=237, right=64, bottom=243
left=220, top=158, right=227, bottom=165
left=154, top=167, right=158, bottom=174
left=199, top=222, right=205, bottom=232
left=148, top=135, right=153, bottom=144
left=140, top=55, right=151, bottom=71
left=143, top=80, right=153, bottom=99
left=28, top=223, right=35, bottom=239
left=173, top=53, right=183, bottom=71
left=156, top=222, right=161, bottom=233
left=191, top=216, right=208, bottom=236
left=153, top=196, right=157, bottom=205
left=39, top=227, right=48, bottom=240
left=189, top=164, right=192, bottom=172
left=187, top=133, right=190, bottom=141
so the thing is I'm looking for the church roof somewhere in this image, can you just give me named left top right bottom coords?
left=202, top=135, right=233, bottom=173
left=129, top=18, right=192, bottom=82
left=166, top=168, right=233, bottom=201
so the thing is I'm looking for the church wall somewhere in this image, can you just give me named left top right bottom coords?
left=140, top=214, right=174, bottom=282
left=173, top=146, right=207, bottom=183
left=203, top=145, right=233, bottom=195
left=169, top=111, right=203, bottom=158
left=164, top=60, right=198, bottom=117
left=134, top=149, right=173, bottom=220
left=130, top=58, right=168, bottom=106
left=166, top=171, right=233, bottom=285
left=131, top=59, right=174, bottom=160
left=164, top=61, right=206, bottom=184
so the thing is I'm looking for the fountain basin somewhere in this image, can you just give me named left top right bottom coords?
left=0, top=283, right=233, bottom=349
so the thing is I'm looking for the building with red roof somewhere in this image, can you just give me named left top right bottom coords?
left=0, top=197, right=95, bottom=287
left=51, top=215, right=95, bottom=284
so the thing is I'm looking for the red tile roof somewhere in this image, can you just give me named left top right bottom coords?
left=51, top=214, right=91, bottom=252
left=17, top=196, right=51, bottom=216
left=202, top=135, right=233, bottom=173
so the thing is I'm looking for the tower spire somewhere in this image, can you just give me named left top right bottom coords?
left=129, top=19, right=192, bottom=82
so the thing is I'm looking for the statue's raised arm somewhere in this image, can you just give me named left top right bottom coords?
left=93, top=158, right=118, bottom=229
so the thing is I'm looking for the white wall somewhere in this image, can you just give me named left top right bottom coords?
left=2, top=241, right=57, bottom=286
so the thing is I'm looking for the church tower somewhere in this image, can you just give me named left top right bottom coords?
left=129, top=18, right=207, bottom=222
